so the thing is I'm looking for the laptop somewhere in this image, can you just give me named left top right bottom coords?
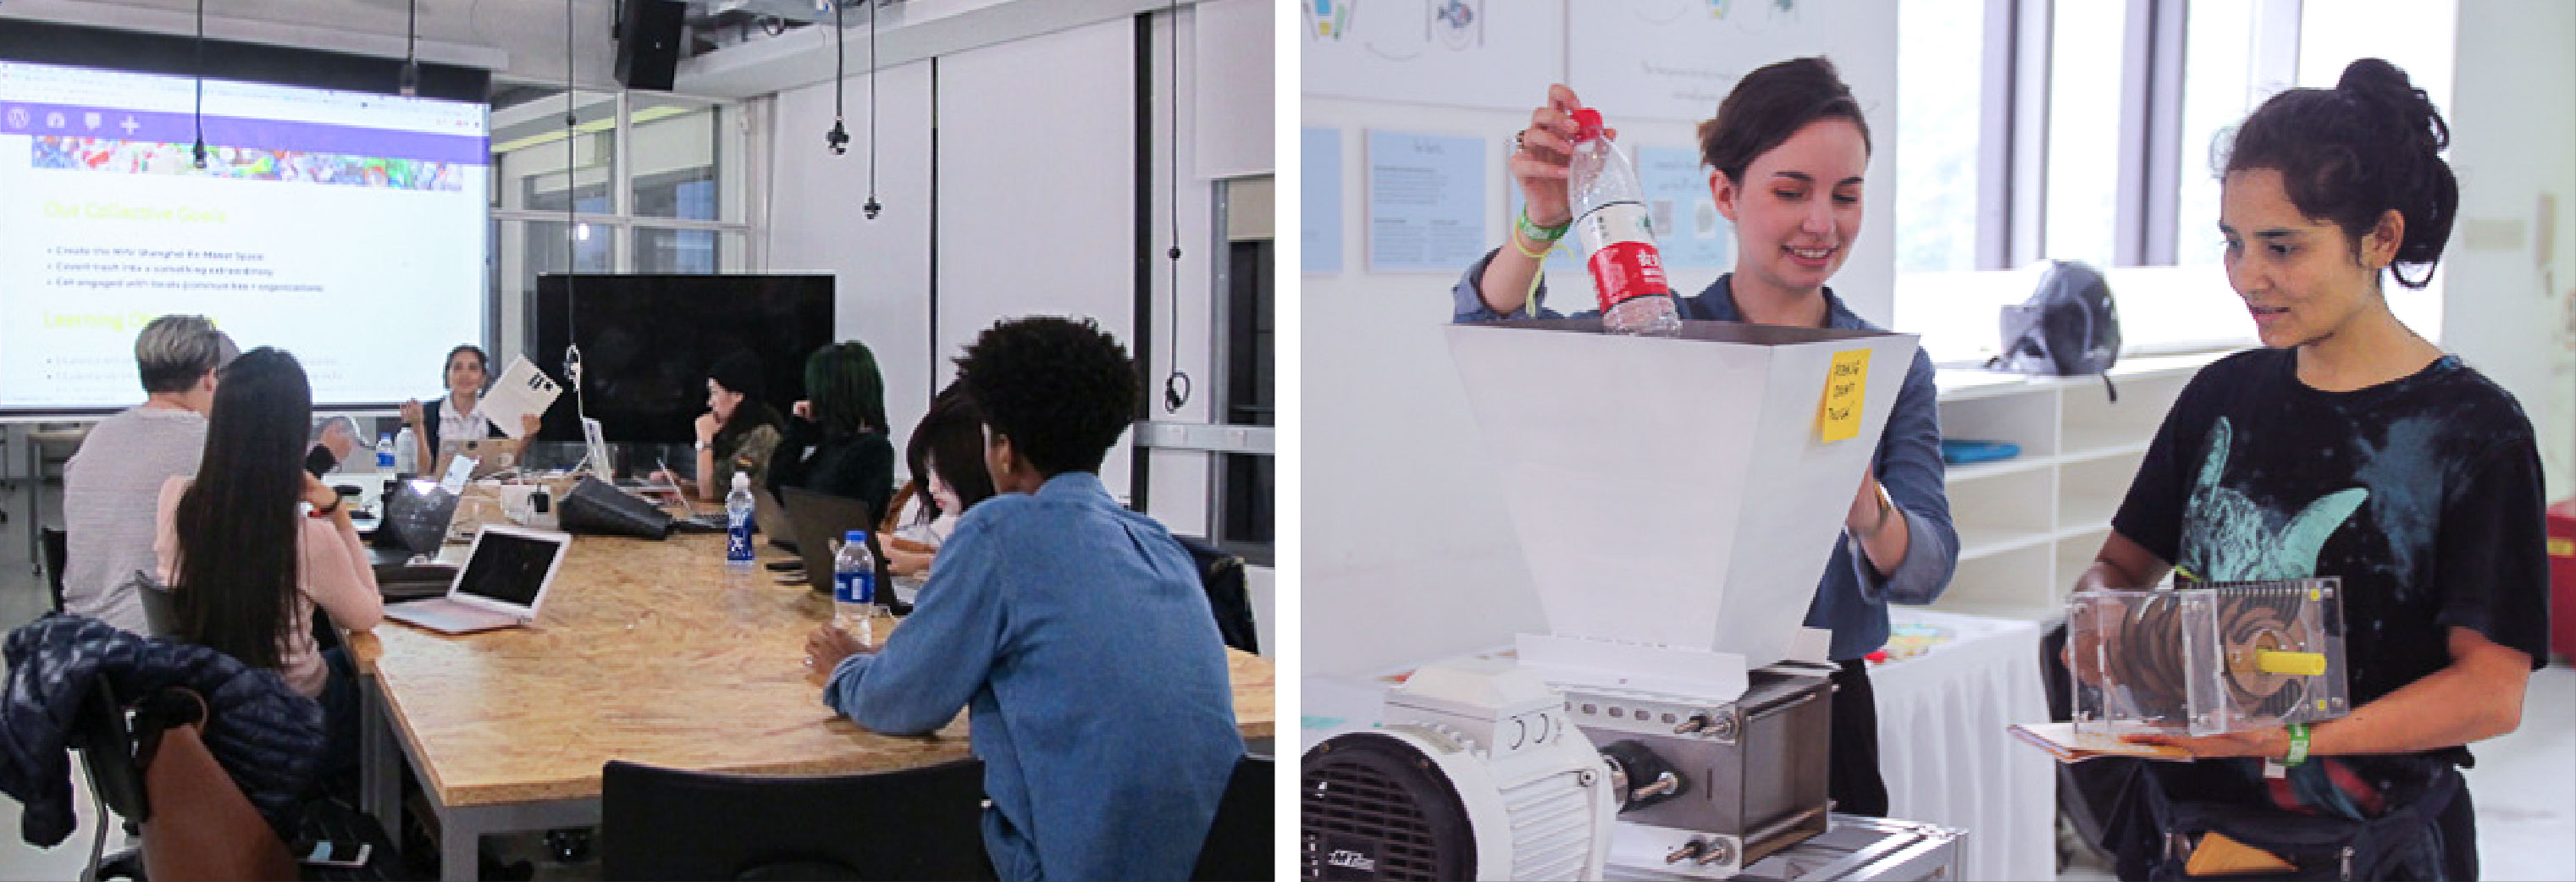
left=384, top=524, right=572, bottom=634
left=370, top=479, right=464, bottom=598
left=753, top=483, right=795, bottom=552
left=433, top=438, right=515, bottom=482
left=781, top=486, right=893, bottom=606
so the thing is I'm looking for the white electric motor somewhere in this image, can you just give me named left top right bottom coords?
left=1302, top=658, right=1618, bottom=881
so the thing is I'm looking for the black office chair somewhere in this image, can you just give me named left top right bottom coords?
left=1190, top=754, right=1274, bottom=882
left=41, top=526, right=68, bottom=614
left=600, top=757, right=990, bottom=881
left=67, top=677, right=148, bottom=881
left=1172, top=535, right=1258, bottom=654
left=69, top=662, right=417, bottom=882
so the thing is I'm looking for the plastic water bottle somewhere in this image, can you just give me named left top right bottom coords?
left=392, top=427, right=417, bottom=474
left=1567, top=107, right=1682, bottom=336
left=724, top=472, right=755, bottom=572
left=832, top=530, right=883, bottom=646
left=374, top=433, right=396, bottom=469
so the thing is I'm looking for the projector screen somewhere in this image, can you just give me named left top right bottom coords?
left=0, top=58, right=488, bottom=413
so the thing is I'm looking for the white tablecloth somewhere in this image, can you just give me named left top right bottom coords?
left=1871, top=608, right=2056, bottom=882
left=1301, top=610, right=2059, bottom=881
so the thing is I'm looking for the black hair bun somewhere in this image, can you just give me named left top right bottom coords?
left=2336, top=58, right=2448, bottom=153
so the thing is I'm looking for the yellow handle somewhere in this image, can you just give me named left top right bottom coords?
left=2258, top=650, right=2327, bottom=676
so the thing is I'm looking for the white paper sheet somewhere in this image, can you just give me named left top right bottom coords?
left=478, top=356, right=562, bottom=439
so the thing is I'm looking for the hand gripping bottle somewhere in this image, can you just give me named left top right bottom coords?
left=1567, top=107, right=1682, bottom=335
left=833, top=531, right=884, bottom=648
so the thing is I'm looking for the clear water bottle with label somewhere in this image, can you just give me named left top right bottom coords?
left=724, top=472, right=755, bottom=572
left=392, top=427, right=417, bottom=474
left=833, top=530, right=884, bottom=647
left=374, top=433, right=396, bottom=469
left=1567, top=107, right=1682, bottom=336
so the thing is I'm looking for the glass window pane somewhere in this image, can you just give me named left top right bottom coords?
left=2044, top=0, right=2124, bottom=267
left=1896, top=0, right=1986, bottom=273
left=633, top=229, right=746, bottom=273
left=492, top=218, right=616, bottom=361
left=629, top=96, right=740, bottom=222
left=489, top=88, right=618, bottom=213
left=2176, top=0, right=2258, bottom=266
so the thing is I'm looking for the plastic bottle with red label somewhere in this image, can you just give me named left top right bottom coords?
left=1567, top=107, right=1682, bottom=336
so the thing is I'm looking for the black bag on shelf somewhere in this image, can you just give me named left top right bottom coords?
left=1994, top=260, right=2124, bottom=400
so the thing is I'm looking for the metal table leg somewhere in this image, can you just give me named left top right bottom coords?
left=361, top=675, right=401, bottom=830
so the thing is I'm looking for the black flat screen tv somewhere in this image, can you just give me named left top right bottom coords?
left=531, top=273, right=835, bottom=447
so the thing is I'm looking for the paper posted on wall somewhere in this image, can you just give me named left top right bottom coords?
left=480, top=356, right=563, bottom=439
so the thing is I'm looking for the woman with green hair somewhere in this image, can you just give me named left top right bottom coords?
left=770, top=339, right=898, bottom=526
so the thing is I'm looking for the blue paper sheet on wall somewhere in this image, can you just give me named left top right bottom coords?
left=1302, top=127, right=1344, bottom=274
left=1365, top=130, right=1487, bottom=273
left=1637, top=146, right=1731, bottom=269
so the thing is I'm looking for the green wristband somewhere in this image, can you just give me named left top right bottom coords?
left=1516, top=209, right=1571, bottom=245
left=2282, top=722, right=2311, bottom=767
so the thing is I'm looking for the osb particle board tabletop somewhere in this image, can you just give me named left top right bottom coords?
left=345, top=531, right=1275, bottom=808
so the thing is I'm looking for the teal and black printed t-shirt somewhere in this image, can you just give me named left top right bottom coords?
left=2109, top=349, right=2551, bottom=725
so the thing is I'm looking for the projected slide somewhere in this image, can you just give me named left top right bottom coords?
left=0, top=59, right=487, bottom=411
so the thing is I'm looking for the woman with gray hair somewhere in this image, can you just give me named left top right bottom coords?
left=60, top=315, right=239, bottom=633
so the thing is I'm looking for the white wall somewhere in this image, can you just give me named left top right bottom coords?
left=766, top=7, right=1267, bottom=539
left=1301, top=12, right=1901, bottom=675
left=768, top=60, right=938, bottom=455
left=933, top=18, right=1138, bottom=493
left=2445, top=0, right=2576, bottom=501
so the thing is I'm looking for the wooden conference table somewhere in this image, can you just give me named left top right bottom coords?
left=346, top=528, right=1276, bottom=881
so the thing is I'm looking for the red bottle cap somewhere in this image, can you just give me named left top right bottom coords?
left=1571, top=107, right=1606, bottom=142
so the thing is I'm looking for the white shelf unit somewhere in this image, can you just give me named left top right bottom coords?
left=1927, top=353, right=2218, bottom=619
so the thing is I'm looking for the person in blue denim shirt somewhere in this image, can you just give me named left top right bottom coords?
left=1456, top=58, right=1958, bottom=817
left=806, top=317, right=1241, bottom=882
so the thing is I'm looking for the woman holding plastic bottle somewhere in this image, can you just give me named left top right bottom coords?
left=1450, top=57, right=1959, bottom=817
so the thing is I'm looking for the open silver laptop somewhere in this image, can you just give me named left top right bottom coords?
left=433, top=438, right=515, bottom=482
left=384, top=524, right=572, bottom=634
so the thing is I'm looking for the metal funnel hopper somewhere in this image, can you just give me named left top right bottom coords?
left=1446, top=318, right=1921, bottom=687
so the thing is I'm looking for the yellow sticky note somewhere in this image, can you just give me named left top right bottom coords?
left=1818, top=350, right=1871, bottom=443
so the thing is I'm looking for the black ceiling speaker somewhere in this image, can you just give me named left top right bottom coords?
left=613, top=0, right=687, bottom=91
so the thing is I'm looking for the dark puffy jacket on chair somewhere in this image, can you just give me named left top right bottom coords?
left=0, top=613, right=323, bottom=846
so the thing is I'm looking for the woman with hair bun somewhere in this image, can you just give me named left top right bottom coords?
left=1454, top=56, right=1960, bottom=819
left=2077, top=58, right=2547, bottom=879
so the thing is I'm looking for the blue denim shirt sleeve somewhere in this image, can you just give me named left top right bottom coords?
left=1843, top=346, right=1959, bottom=606
left=1452, top=247, right=1573, bottom=322
left=821, top=515, right=1003, bottom=736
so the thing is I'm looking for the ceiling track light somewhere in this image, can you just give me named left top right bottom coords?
left=400, top=0, right=422, bottom=96
left=1160, top=1, right=1188, bottom=413
left=191, top=0, right=207, bottom=168
left=826, top=0, right=849, bottom=156
left=862, top=0, right=881, bottom=219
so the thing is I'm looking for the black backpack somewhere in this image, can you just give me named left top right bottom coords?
left=1993, top=261, right=2122, bottom=398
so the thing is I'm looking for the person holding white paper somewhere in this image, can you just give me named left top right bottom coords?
left=400, top=344, right=543, bottom=471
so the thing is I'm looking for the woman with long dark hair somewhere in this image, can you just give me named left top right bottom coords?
left=883, top=382, right=999, bottom=580
left=156, top=347, right=381, bottom=768
left=768, top=340, right=898, bottom=521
